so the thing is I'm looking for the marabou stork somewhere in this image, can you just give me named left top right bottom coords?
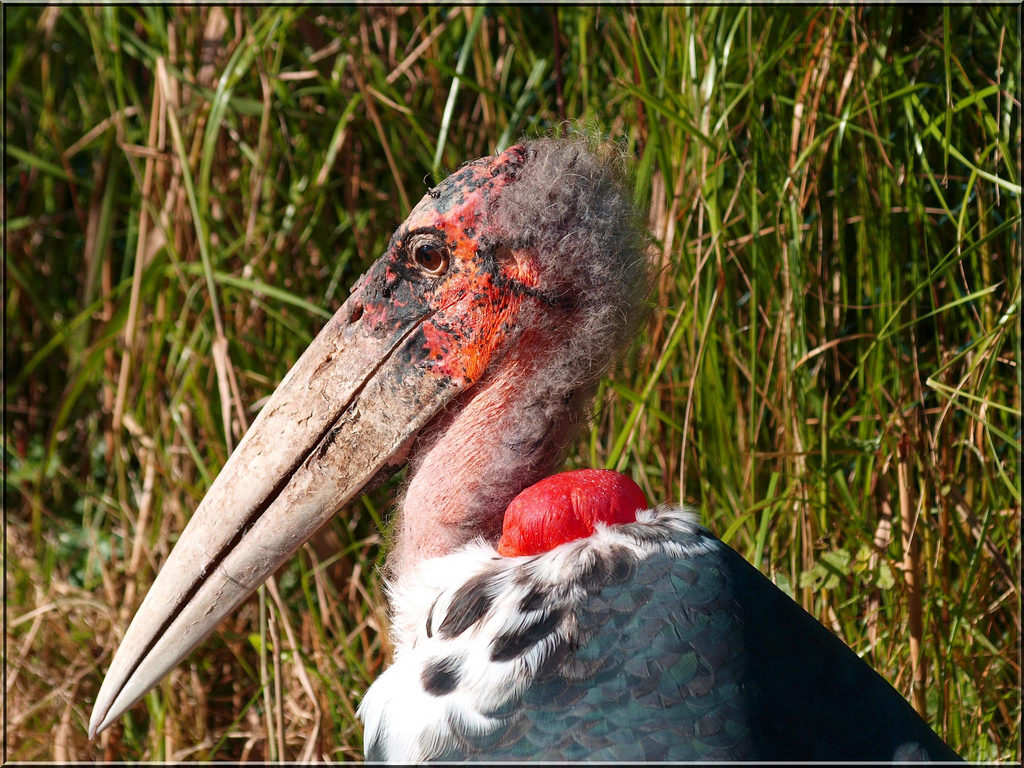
left=90, top=138, right=960, bottom=762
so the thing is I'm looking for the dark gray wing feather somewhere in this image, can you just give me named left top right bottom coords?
left=437, top=522, right=960, bottom=762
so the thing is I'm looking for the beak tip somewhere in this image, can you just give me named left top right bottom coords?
left=89, top=685, right=121, bottom=740
left=87, top=714, right=102, bottom=740
left=89, top=705, right=118, bottom=740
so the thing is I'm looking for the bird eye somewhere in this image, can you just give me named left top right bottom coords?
left=413, top=242, right=449, bottom=276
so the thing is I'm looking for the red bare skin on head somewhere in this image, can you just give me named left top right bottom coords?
left=497, top=469, right=648, bottom=557
left=408, top=152, right=542, bottom=384
left=353, top=144, right=542, bottom=388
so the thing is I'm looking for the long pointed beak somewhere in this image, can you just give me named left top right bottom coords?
left=89, top=291, right=457, bottom=738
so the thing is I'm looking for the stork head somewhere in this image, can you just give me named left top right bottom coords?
left=89, top=137, right=648, bottom=738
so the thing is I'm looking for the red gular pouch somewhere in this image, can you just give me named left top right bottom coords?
left=497, top=469, right=648, bottom=557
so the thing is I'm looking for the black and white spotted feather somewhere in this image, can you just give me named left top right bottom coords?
left=358, top=507, right=960, bottom=762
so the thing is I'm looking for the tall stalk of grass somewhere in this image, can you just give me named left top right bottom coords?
left=5, top=6, right=1019, bottom=761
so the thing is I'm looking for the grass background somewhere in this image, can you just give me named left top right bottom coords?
left=5, top=5, right=1020, bottom=762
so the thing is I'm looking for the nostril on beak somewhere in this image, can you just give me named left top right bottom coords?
left=349, top=303, right=364, bottom=323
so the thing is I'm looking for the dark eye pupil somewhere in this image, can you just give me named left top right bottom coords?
left=415, top=244, right=445, bottom=273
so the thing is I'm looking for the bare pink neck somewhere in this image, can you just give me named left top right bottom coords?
left=389, top=353, right=584, bottom=582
